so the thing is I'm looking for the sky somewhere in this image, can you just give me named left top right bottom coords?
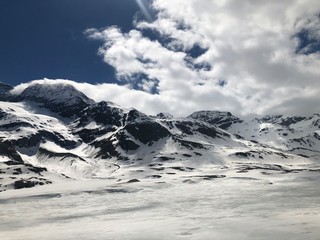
left=0, top=0, right=143, bottom=86
left=1, top=0, right=320, bottom=117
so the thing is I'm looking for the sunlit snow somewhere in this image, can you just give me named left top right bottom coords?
left=1, top=170, right=319, bottom=240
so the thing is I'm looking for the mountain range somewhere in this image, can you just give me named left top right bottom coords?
left=0, top=81, right=319, bottom=192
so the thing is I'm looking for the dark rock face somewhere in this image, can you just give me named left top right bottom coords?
left=123, top=109, right=146, bottom=124
left=77, top=101, right=124, bottom=127
left=117, top=132, right=140, bottom=151
left=197, top=126, right=221, bottom=139
left=175, top=121, right=195, bottom=135
left=311, top=118, right=320, bottom=127
left=124, top=121, right=171, bottom=144
left=127, top=179, right=140, bottom=183
left=260, top=115, right=307, bottom=127
left=234, top=152, right=251, bottom=158
left=14, top=180, right=36, bottom=189
left=156, top=156, right=175, bottom=161
left=192, top=175, right=226, bottom=180
left=92, top=119, right=171, bottom=157
left=172, top=119, right=229, bottom=140
left=10, top=130, right=78, bottom=149
left=0, top=121, right=34, bottom=131
left=0, top=109, right=8, bottom=119
left=93, top=138, right=120, bottom=159
left=14, top=178, right=52, bottom=189
left=173, top=137, right=206, bottom=150
left=279, top=117, right=306, bottom=127
left=0, top=141, right=23, bottom=163
left=74, top=128, right=110, bottom=143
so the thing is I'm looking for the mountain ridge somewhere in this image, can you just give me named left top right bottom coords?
left=0, top=81, right=319, bottom=192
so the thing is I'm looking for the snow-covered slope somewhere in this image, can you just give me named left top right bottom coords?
left=0, top=81, right=319, bottom=192
left=11, top=83, right=94, bottom=117
left=189, top=110, right=320, bottom=152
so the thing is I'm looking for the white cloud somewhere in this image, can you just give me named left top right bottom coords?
left=39, top=1, right=320, bottom=117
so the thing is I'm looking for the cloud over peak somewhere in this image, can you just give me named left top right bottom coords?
left=82, top=0, right=320, bottom=117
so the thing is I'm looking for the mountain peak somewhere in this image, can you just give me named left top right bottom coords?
left=156, top=112, right=174, bottom=119
left=188, top=110, right=242, bottom=129
left=17, top=82, right=93, bottom=105
left=11, top=82, right=94, bottom=117
left=189, top=110, right=233, bottom=118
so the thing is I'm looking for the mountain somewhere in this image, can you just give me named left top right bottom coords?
left=188, top=110, right=243, bottom=129
left=13, top=83, right=95, bottom=117
left=0, top=81, right=319, bottom=192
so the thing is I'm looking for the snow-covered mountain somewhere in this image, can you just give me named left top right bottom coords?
left=0, top=81, right=319, bottom=192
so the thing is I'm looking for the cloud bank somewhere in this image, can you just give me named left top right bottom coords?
left=19, top=1, right=320, bottom=117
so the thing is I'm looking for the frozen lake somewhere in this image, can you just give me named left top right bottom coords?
left=1, top=171, right=320, bottom=240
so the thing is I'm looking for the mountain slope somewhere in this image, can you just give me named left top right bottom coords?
left=12, top=83, right=94, bottom=117
left=0, top=81, right=319, bottom=191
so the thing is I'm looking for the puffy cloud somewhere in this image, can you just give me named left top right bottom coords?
left=41, top=1, right=320, bottom=117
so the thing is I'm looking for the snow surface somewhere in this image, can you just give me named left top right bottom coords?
left=0, top=170, right=319, bottom=240
left=0, top=101, right=78, bottom=143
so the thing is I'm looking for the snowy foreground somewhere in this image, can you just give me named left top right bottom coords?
left=1, top=167, right=320, bottom=240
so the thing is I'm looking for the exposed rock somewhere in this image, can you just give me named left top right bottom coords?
left=125, top=121, right=171, bottom=144
left=127, top=179, right=140, bottom=183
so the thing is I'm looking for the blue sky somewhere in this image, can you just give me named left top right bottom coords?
left=2, top=1, right=320, bottom=117
left=0, top=0, right=150, bottom=86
